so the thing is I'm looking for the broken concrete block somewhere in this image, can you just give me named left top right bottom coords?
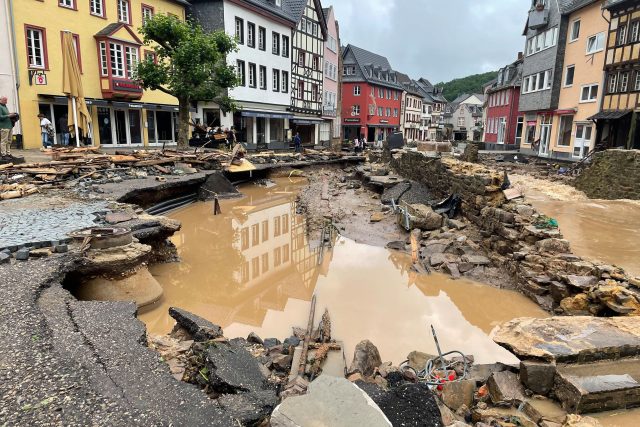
left=564, top=275, right=598, bottom=290
left=536, top=238, right=571, bottom=254
left=520, top=360, right=556, bottom=395
left=0, top=252, right=10, bottom=264
left=461, top=254, right=490, bottom=265
left=15, top=248, right=30, bottom=261
left=487, top=371, right=526, bottom=404
left=54, top=244, right=68, bottom=253
left=406, top=351, right=435, bottom=372
left=168, top=307, right=223, bottom=341
left=403, top=204, right=443, bottom=231
left=441, top=379, right=475, bottom=411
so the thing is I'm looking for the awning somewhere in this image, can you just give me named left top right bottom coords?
left=241, top=111, right=293, bottom=119
left=292, top=117, right=324, bottom=124
left=587, top=110, right=632, bottom=120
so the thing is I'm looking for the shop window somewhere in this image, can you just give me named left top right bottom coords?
left=270, top=118, right=284, bottom=142
left=556, top=115, right=573, bottom=146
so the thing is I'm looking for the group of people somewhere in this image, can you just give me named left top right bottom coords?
left=205, top=126, right=237, bottom=149
left=0, top=96, right=19, bottom=157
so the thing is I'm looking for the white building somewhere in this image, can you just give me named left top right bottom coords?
left=191, top=0, right=298, bottom=149
left=320, top=6, right=340, bottom=145
left=0, top=0, right=20, bottom=136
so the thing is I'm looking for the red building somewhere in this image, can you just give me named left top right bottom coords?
left=341, top=45, right=403, bottom=142
left=484, top=57, right=523, bottom=150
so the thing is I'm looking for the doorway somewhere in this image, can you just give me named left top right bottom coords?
left=497, top=117, right=506, bottom=144
left=539, top=115, right=552, bottom=156
left=573, top=123, right=593, bottom=158
left=112, top=108, right=143, bottom=146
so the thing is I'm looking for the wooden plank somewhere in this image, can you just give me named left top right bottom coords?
left=133, top=158, right=176, bottom=167
left=227, top=159, right=256, bottom=173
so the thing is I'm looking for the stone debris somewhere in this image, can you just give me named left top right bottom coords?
left=486, top=371, right=526, bottom=404
left=348, top=340, right=383, bottom=377
left=168, top=306, right=224, bottom=342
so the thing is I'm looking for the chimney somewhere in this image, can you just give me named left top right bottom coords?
left=517, top=51, right=524, bottom=60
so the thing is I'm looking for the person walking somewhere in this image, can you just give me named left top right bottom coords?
left=59, top=114, right=70, bottom=146
left=0, top=96, right=17, bottom=157
left=38, top=113, right=53, bottom=148
left=293, top=132, right=302, bottom=153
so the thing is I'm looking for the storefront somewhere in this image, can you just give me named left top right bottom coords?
left=291, top=118, right=321, bottom=147
left=232, top=111, right=292, bottom=150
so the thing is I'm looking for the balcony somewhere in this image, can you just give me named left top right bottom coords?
left=528, top=6, right=549, bottom=30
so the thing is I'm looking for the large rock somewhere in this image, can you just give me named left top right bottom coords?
left=349, top=340, right=383, bottom=377
left=169, top=307, right=223, bottom=341
left=402, top=204, right=443, bottom=231
left=270, top=376, right=391, bottom=427
left=494, top=316, right=640, bottom=363
left=198, top=171, right=240, bottom=200
left=441, top=379, right=476, bottom=411
left=536, top=238, right=571, bottom=254
left=358, top=381, right=443, bottom=427
left=564, top=275, right=598, bottom=290
left=204, top=343, right=267, bottom=393
left=487, top=371, right=526, bottom=404
left=520, top=360, right=556, bottom=395
left=406, top=350, right=435, bottom=372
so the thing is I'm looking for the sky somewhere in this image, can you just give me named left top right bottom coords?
left=331, top=0, right=527, bottom=83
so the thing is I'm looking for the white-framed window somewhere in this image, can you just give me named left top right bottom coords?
left=272, top=31, right=280, bottom=55
left=580, top=84, right=598, bottom=102
left=99, top=41, right=108, bottom=76
left=281, top=70, right=288, bottom=93
left=117, top=0, right=130, bottom=24
left=564, top=65, right=575, bottom=87
left=570, top=19, right=580, bottom=41
left=394, top=108, right=398, bottom=117
left=125, top=46, right=138, bottom=79
left=354, top=85, right=361, bottom=96
left=526, top=26, right=557, bottom=56
left=586, top=32, right=605, bottom=54
left=248, top=63, right=256, bottom=87
left=142, top=5, right=154, bottom=25
left=522, top=70, right=552, bottom=94
left=378, top=88, right=384, bottom=98
left=272, top=69, right=280, bottom=92
left=457, top=117, right=465, bottom=127
left=352, top=105, right=360, bottom=115
left=328, top=36, right=337, bottom=52
left=90, top=0, right=104, bottom=17
left=386, top=108, right=391, bottom=117
left=343, top=65, right=355, bottom=75
left=235, top=17, right=244, bottom=44
left=236, top=60, right=245, bottom=86
left=59, top=0, right=74, bottom=9
left=618, top=24, right=627, bottom=45
left=635, top=72, right=640, bottom=91
left=377, top=106, right=383, bottom=116
left=259, top=66, right=266, bottom=90
left=298, top=51, right=305, bottom=67
left=109, top=42, right=124, bottom=77
left=247, top=23, right=255, bottom=48
left=312, top=23, right=318, bottom=37
left=620, top=72, right=630, bottom=92
left=258, top=27, right=265, bottom=50
left=282, top=35, right=289, bottom=57
left=26, top=26, right=46, bottom=69
left=631, top=21, right=640, bottom=43
left=609, top=73, right=618, bottom=93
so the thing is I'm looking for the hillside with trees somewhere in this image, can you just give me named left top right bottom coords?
left=436, top=71, right=498, bottom=102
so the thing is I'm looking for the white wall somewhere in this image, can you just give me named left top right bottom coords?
left=0, top=1, right=20, bottom=133
left=224, top=1, right=292, bottom=107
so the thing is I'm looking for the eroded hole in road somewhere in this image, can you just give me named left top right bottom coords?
left=138, top=177, right=548, bottom=364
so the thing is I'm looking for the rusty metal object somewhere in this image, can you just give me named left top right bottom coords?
left=69, top=227, right=132, bottom=250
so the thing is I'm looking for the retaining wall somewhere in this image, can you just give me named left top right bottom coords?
left=574, top=149, right=640, bottom=200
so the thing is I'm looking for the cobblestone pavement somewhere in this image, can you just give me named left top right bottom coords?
left=0, top=195, right=108, bottom=249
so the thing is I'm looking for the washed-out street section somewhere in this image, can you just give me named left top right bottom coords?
left=1, top=145, right=640, bottom=427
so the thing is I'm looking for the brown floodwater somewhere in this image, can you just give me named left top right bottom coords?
left=139, top=178, right=548, bottom=365
left=525, top=192, right=640, bottom=278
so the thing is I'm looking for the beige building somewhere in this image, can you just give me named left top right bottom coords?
left=549, top=0, right=609, bottom=159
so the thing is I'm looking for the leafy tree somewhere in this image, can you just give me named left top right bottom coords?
left=436, top=71, right=498, bottom=102
left=136, top=14, right=238, bottom=148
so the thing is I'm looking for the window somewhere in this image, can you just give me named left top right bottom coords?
left=522, top=70, right=552, bottom=93
left=312, top=55, right=319, bottom=70
left=258, top=27, right=266, bottom=50
left=393, top=108, right=398, bottom=117
left=125, top=46, right=138, bottom=78
left=259, top=65, right=266, bottom=90
left=526, top=26, right=557, bottom=55
left=328, top=35, right=337, bottom=52
left=142, top=4, right=154, bottom=25
left=386, top=89, right=391, bottom=99
left=378, top=88, right=384, bottom=98
left=570, top=20, right=580, bottom=41
left=282, top=35, right=289, bottom=57
left=236, top=60, right=245, bottom=86
left=300, top=19, right=306, bottom=33
left=557, top=115, right=574, bottom=146
left=609, top=73, right=618, bottom=93
left=386, top=108, right=391, bottom=117
left=117, top=0, right=130, bottom=24
left=59, top=0, right=75, bottom=9
left=564, top=65, right=575, bottom=86
left=298, top=51, right=305, bottom=67
left=272, top=69, right=280, bottom=92
left=618, top=25, right=627, bottom=45
left=282, top=71, right=288, bottom=93
left=352, top=105, right=360, bottom=115
left=343, top=65, right=355, bottom=75
left=580, top=84, right=598, bottom=102
left=144, top=50, right=156, bottom=64
left=297, top=80, right=304, bottom=98
left=272, top=32, right=280, bottom=55
left=635, top=72, right=640, bottom=91
left=235, top=18, right=244, bottom=44
left=25, top=26, right=47, bottom=69
left=354, top=85, right=361, bottom=96
left=99, top=42, right=108, bottom=75
left=248, top=63, right=256, bottom=87
left=378, top=106, right=383, bottom=116
left=457, top=117, right=465, bottom=127
left=312, top=23, right=318, bottom=37
left=394, top=91, right=399, bottom=100
left=586, top=33, right=605, bottom=54
left=311, top=83, right=318, bottom=101
left=109, top=42, right=124, bottom=77
left=632, top=21, right=640, bottom=43
left=620, top=72, right=629, bottom=92
left=90, top=0, right=104, bottom=17
left=247, top=23, right=255, bottom=48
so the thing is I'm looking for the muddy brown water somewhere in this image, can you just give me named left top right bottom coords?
left=139, top=178, right=548, bottom=365
left=525, top=192, right=640, bottom=278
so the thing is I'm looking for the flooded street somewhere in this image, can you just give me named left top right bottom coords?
left=511, top=175, right=640, bottom=277
left=140, top=178, right=547, bottom=364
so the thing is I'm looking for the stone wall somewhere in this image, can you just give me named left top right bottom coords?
left=574, top=149, right=640, bottom=200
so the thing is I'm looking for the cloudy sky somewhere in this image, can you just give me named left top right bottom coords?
left=332, top=0, right=527, bottom=83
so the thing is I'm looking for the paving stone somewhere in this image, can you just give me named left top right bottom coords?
left=15, top=248, right=30, bottom=261
left=0, top=252, right=10, bottom=263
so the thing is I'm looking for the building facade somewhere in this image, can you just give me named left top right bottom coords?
left=446, top=94, right=484, bottom=141
left=397, top=77, right=423, bottom=142
left=1, top=0, right=20, bottom=138
left=289, top=0, right=327, bottom=146
left=191, top=0, right=297, bottom=150
left=320, top=6, right=340, bottom=145
left=484, top=57, right=523, bottom=150
left=11, top=0, right=187, bottom=149
left=592, top=0, right=640, bottom=150
left=341, top=44, right=403, bottom=142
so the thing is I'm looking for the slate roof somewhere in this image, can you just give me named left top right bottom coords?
left=604, top=0, right=631, bottom=8
left=486, top=58, right=523, bottom=94
left=559, top=0, right=601, bottom=13
left=342, top=44, right=404, bottom=90
left=282, top=0, right=328, bottom=36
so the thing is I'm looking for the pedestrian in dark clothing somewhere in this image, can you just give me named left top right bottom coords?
left=293, top=132, right=302, bottom=153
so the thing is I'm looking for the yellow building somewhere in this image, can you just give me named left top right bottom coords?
left=592, top=0, right=640, bottom=150
left=10, top=0, right=187, bottom=149
left=550, top=0, right=609, bottom=160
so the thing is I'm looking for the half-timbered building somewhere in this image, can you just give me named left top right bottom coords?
left=288, top=0, right=327, bottom=146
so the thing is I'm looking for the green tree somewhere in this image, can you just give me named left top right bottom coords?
left=436, top=71, right=498, bottom=102
left=136, top=14, right=238, bottom=148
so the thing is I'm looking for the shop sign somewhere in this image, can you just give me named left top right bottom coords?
left=344, top=118, right=360, bottom=123
left=380, top=120, right=389, bottom=124
left=113, top=79, right=143, bottom=93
